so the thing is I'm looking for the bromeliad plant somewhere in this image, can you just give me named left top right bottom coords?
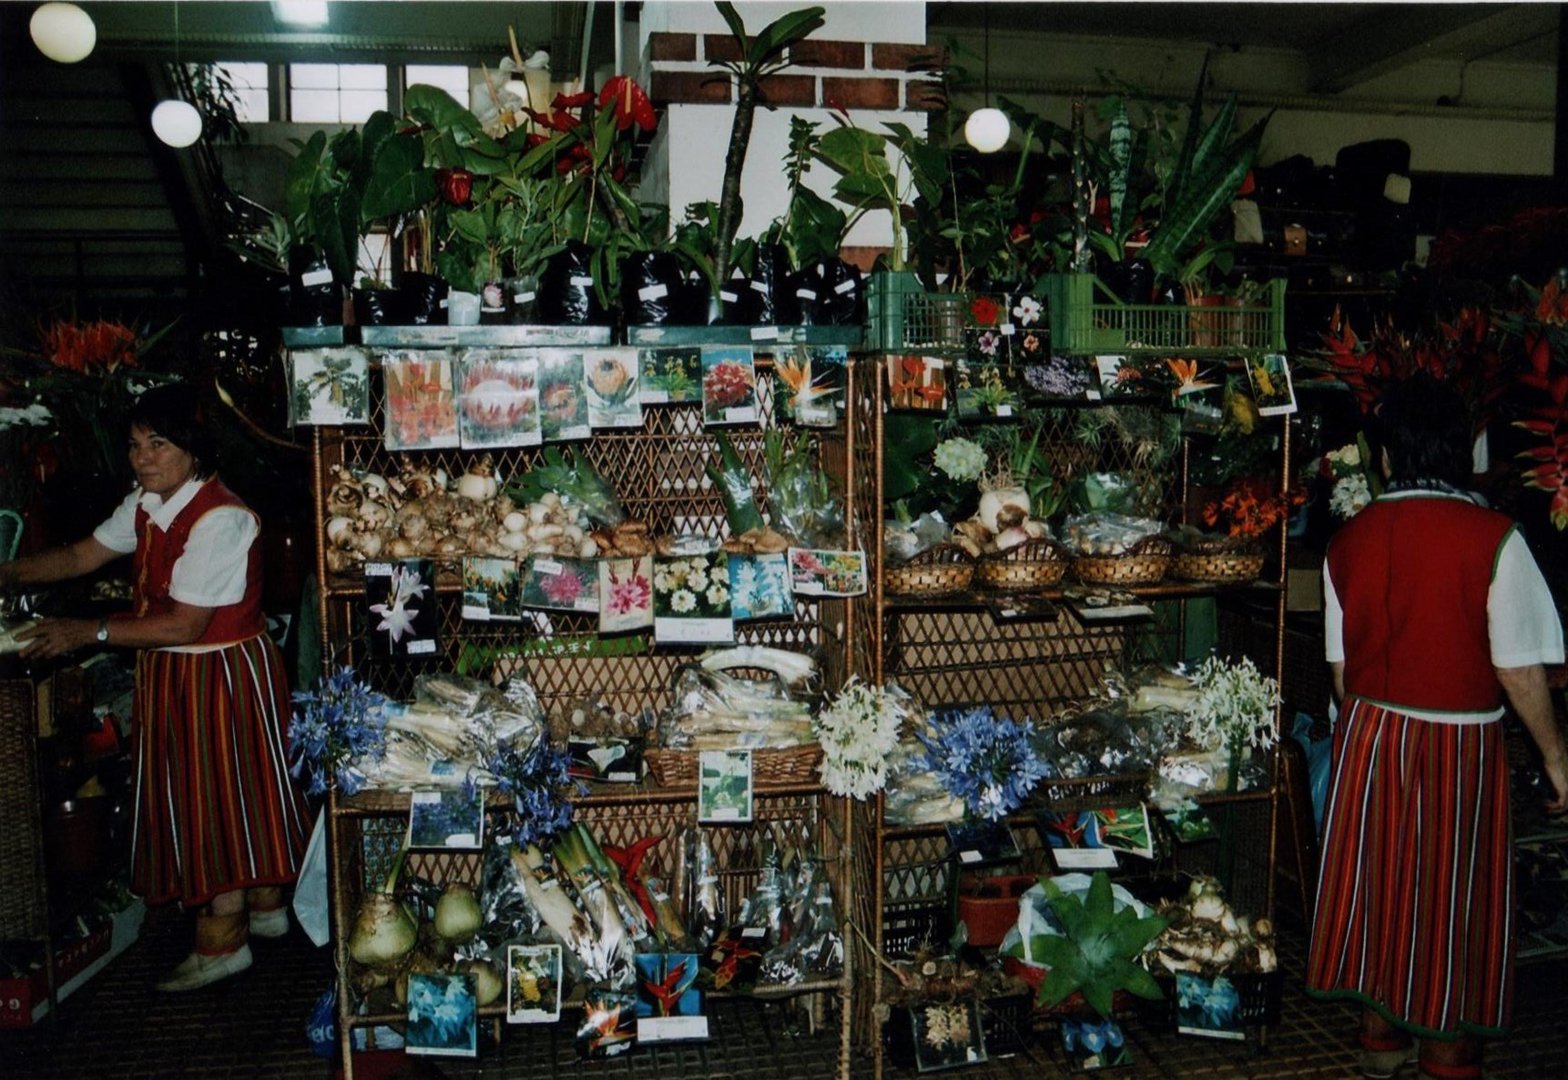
left=1031, top=872, right=1168, bottom=1017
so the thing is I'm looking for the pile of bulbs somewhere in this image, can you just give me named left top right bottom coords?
left=1152, top=877, right=1277, bottom=976
left=949, top=480, right=1051, bottom=558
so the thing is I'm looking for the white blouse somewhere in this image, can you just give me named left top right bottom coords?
left=93, top=478, right=258, bottom=608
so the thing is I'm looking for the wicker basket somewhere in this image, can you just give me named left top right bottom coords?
left=1172, top=546, right=1266, bottom=584
left=644, top=743, right=823, bottom=789
left=976, top=538, right=1069, bottom=592
left=884, top=543, right=975, bottom=597
left=1071, top=536, right=1172, bottom=586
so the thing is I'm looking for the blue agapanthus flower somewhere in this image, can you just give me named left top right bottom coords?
left=917, top=705, right=1051, bottom=820
left=287, top=667, right=389, bottom=796
left=485, top=735, right=581, bottom=846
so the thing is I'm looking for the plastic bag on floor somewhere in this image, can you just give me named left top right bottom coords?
left=1293, top=709, right=1332, bottom=834
left=292, top=809, right=330, bottom=947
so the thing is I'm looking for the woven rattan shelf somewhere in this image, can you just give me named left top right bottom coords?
left=303, top=334, right=874, bottom=1080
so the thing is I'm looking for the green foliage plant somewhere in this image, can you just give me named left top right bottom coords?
left=1032, top=872, right=1168, bottom=1018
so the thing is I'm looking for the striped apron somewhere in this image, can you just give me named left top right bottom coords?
left=1305, top=697, right=1513, bottom=1039
left=129, top=633, right=311, bottom=908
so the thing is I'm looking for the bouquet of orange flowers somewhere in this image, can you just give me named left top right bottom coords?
left=1201, top=477, right=1304, bottom=539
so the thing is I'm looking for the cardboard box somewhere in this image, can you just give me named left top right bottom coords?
left=0, top=899, right=143, bottom=1029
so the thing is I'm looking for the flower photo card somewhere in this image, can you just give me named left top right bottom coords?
left=635, top=953, right=707, bottom=1042
left=1247, top=353, right=1297, bottom=416
left=653, top=552, right=735, bottom=644
left=1092, top=355, right=1135, bottom=399
left=965, top=326, right=1011, bottom=370
left=457, top=351, right=540, bottom=448
left=383, top=351, right=460, bottom=450
left=289, top=348, right=370, bottom=426
left=575, top=987, right=637, bottom=1060
left=775, top=345, right=846, bottom=428
left=507, top=944, right=563, bottom=1024
left=537, top=350, right=591, bottom=441
left=698, top=749, right=753, bottom=823
left=700, top=346, right=759, bottom=426
left=364, top=559, right=437, bottom=658
left=598, top=555, right=654, bottom=634
left=407, top=786, right=485, bottom=849
left=1035, top=809, right=1118, bottom=870
left=406, top=972, right=478, bottom=1057
left=585, top=348, right=644, bottom=428
left=886, top=354, right=947, bottom=412
left=1022, top=355, right=1094, bottom=401
left=638, top=347, right=702, bottom=405
left=521, top=555, right=600, bottom=613
left=786, top=547, right=868, bottom=598
left=954, top=360, right=1018, bottom=419
left=728, top=552, right=793, bottom=621
left=910, top=999, right=987, bottom=1072
left=1175, top=972, right=1246, bottom=1040
left=461, top=555, right=522, bottom=622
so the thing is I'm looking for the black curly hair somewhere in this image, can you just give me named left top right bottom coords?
left=126, top=382, right=218, bottom=480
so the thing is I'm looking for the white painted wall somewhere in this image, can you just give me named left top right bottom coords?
left=639, top=1, right=925, bottom=51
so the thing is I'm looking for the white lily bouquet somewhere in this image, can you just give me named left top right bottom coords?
left=813, top=679, right=914, bottom=799
left=1183, top=655, right=1281, bottom=791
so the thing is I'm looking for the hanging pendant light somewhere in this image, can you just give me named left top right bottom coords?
left=30, top=2, right=96, bottom=64
left=152, top=3, right=202, bottom=148
left=965, top=7, right=1010, bottom=154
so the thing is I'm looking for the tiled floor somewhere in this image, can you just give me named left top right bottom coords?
left=3, top=905, right=1563, bottom=1078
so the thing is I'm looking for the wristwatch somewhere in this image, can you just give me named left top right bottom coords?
left=96, top=618, right=110, bottom=644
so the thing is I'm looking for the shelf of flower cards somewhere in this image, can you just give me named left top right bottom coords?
left=307, top=348, right=873, bottom=709
left=328, top=783, right=855, bottom=1075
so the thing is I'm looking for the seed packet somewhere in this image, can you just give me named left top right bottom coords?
left=701, top=346, right=759, bottom=425
left=728, top=553, right=793, bottom=620
left=365, top=559, right=437, bottom=658
left=635, top=953, right=707, bottom=1042
left=698, top=749, right=753, bottom=823
left=639, top=347, right=702, bottom=404
left=910, top=999, right=988, bottom=1072
left=461, top=556, right=522, bottom=622
left=886, top=354, right=947, bottom=411
left=598, top=555, right=654, bottom=634
left=507, top=944, right=562, bottom=1024
left=537, top=349, right=590, bottom=441
left=786, top=547, right=868, bottom=597
left=405, top=972, right=478, bottom=1057
left=653, top=552, right=734, bottom=644
left=289, top=348, right=370, bottom=426
left=521, top=555, right=600, bottom=613
left=775, top=345, right=846, bottom=427
left=407, top=786, right=484, bottom=850
left=1175, top=972, right=1246, bottom=1040
left=575, top=987, right=637, bottom=1059
left=457, top=351, right=541, bottom=448
left=584, top=348, right=643, bottom=428
left=383, top=351, right=459, bottom=450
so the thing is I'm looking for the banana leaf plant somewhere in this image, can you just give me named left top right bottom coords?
left=285, top=128, right=362, bottom=285
left=812, top=121, right=945, bottom=275
left=708, top=2, right=826, bottom=295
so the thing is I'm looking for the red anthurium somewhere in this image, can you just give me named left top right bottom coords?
left=598, top=75, right=656, bottom=133
left=434, top=167, right=473, bottom=206
left=553, top=90, right=595, bottom=112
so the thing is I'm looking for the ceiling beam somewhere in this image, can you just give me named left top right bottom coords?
left=1307, top=3, right=1528, bottom=95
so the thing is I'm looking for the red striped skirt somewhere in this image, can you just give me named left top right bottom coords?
left=130, top=634, right=311, bottom=908
left=1306, top=697, right=1513, bottom=1039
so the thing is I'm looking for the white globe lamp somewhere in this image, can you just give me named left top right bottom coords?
left=965, top=107, right=1011, bottom=154
left=151, top=100, right=204, bottom=148
left=30, top=2, right=97, bottom=64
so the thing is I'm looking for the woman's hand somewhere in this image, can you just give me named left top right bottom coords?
left=15, top=617, right=98, bottom=660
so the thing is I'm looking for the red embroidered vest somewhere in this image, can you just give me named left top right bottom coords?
left=1326, top=494, right=1514, bottom=712
left=133, top=479, right=265, bottom=646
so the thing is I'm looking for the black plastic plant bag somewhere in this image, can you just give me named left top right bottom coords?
left=789, top=266, right=823, bottom=326
left=539, top=241, right=604, bottom=325
left=352, top=287, right=403, bottom=327
left=287, top=247, right=341, bottom=327
left=743, top=244, right=791, bottom=326
left=622, top=251, right=682, bottom=326
left=817, top=259, right=863, bottom=326
left=505, top=274, right=540, bottom=324
left=399, top=271, right=448, bottom=325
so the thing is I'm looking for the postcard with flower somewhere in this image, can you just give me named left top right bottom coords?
left=1093, top=355, right=1137, bottom=399
left=507, top=944, right=563, bottom=1024
left=886, top=355, right=947, bottom=412
left=364, top=559, right=437, bottom=657
left=910, top=998, right=987, bottom=1072
left=408, top=786, right=484, bottom=850
left=965, top=326, right=1011, bottom=370
left=638, top=348, right=702, bottom=405
left=786, top=547, right=868, bottom=597
left=954, top=360, right=1018, bottom=419
left=537, top=350, right=591, bottom=441
left=521, top=555, right=600, bottom=613
left=775, top=345, right=845, bottom=428
left=1022, top=355, right=1094, bottom=401
left=700, top=346, right=759, bottom=426
left=653, top=551, right=735, bottom=644
left=457, top=351, right=540, bottom=448
left=585, top=348, right=644, bottom=428
left=1176, top=972, right=1246, bottom=1041
left=728, top=553, right=793, bottom=620
left=599, top=555, right=654, bottom=634
left=406, top=972, right=478, bottom=1057
left=289, top=348, right=369, bottom=426
left=383, top=351, right=460, bottom=450
left=635, top=953, right=707, bottom=1042
left=698, top=749, right=753, bottom=823
left=1247, top=353, right=1297, bottom=416
left=461, top=555, right=522, bottom=622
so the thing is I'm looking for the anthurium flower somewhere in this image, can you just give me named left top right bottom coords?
left=598, top=75, right=656, bottom=133
left=434, top=167, right=474, bottom=206
left=553, top=89, right=595, bottom=111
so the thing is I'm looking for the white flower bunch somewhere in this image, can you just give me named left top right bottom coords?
left=1329, top=473, right=1371, bottom=519
left=813, top=679, right=913, bottom=799
left=1183, top=655, right=1281, bottom=753
left=1325, top=443, right=1360, bottom=469
left=0, top=402, right=52, bottom=432
left=933, top=437, right=987, bottom=483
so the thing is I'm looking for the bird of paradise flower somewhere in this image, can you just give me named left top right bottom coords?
left=1166, top=357, right=1218, bottom=398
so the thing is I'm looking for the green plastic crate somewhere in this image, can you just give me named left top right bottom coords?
left=1045, top=273, right=1286, bottom=356
left=865, top=270, right=967, bottom=353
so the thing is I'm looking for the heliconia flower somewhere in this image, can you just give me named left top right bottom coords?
left=598, top=75, right=656, bottom=133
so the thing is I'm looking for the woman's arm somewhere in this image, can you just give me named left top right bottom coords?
left=0, top=537, right=121, bottom=590
left=16, top=600, right=215, bottom=660
left=1496, top=663, right=1568, bottom=813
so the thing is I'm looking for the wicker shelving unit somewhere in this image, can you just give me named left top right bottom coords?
left=302, top=331, right=877, bottom=1079
left=852, top=349, right=1293, bottom=1077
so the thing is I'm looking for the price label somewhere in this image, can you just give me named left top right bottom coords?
left=638, top=284, right=669, bottom=301
left=533, top=559, right=563, bottom=576
left=741, top=926, right=767, bottom=939
left=407, top=639, right=436, bottom=655
left=749, top=326, right=779, bottom=341
left=834, top=278, right=858, bottom=295
left=513, top=291, right=536, bottom=304
left=725, top=406, right=757, bottom=422
left=1000, top=323, right=1016, bottom=336
left=299, top=268, right=334, bottom=288
left=995, top=404, right=1014, bottom=417
left=749, top=280, right=770, bottom=293
left=958, top=850, right=983, bottom=864
left=570, top=274, right=594, bottom=287
left=795, top=288, right=817, bottom=301
left=639, top=1016, right=709, bottom=1042
left=719, top=290, right=738, bottom=304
